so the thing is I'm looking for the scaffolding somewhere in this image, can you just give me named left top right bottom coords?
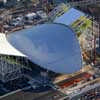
left=48, top=3, right=70, bottom=21
left=0, top=55, right=30, bottom=83
left=67, top=0, right=100, bottom=65
left=67, top=0, right=100, bottom=7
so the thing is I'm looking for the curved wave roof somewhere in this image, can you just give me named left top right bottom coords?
left=7, top=23, right=82, bottom=73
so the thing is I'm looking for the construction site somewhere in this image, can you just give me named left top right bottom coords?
left=0, top=0, right=100, bottom=100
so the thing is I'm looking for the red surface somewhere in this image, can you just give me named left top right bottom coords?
left=59, top=73, right=92, bottom=89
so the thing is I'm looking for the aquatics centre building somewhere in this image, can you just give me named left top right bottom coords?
left=0, top=8, right=82, bottom=83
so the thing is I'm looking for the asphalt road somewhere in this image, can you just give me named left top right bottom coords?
left=0, top=87, right=66, bottom=100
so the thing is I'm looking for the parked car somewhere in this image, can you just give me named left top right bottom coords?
left=25, top=12, right=37, bottom=20
left=9, top=18, right=24, bottom=27
left=36, top=10, right=47, bottom=19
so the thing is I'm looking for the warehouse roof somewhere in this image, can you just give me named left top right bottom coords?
left=54, top=8, right=85, bottom=25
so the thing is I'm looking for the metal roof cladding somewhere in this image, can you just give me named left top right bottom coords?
left=7, top=23, right=82, bottom=73
left=54, top=8, right=85, bottom=25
